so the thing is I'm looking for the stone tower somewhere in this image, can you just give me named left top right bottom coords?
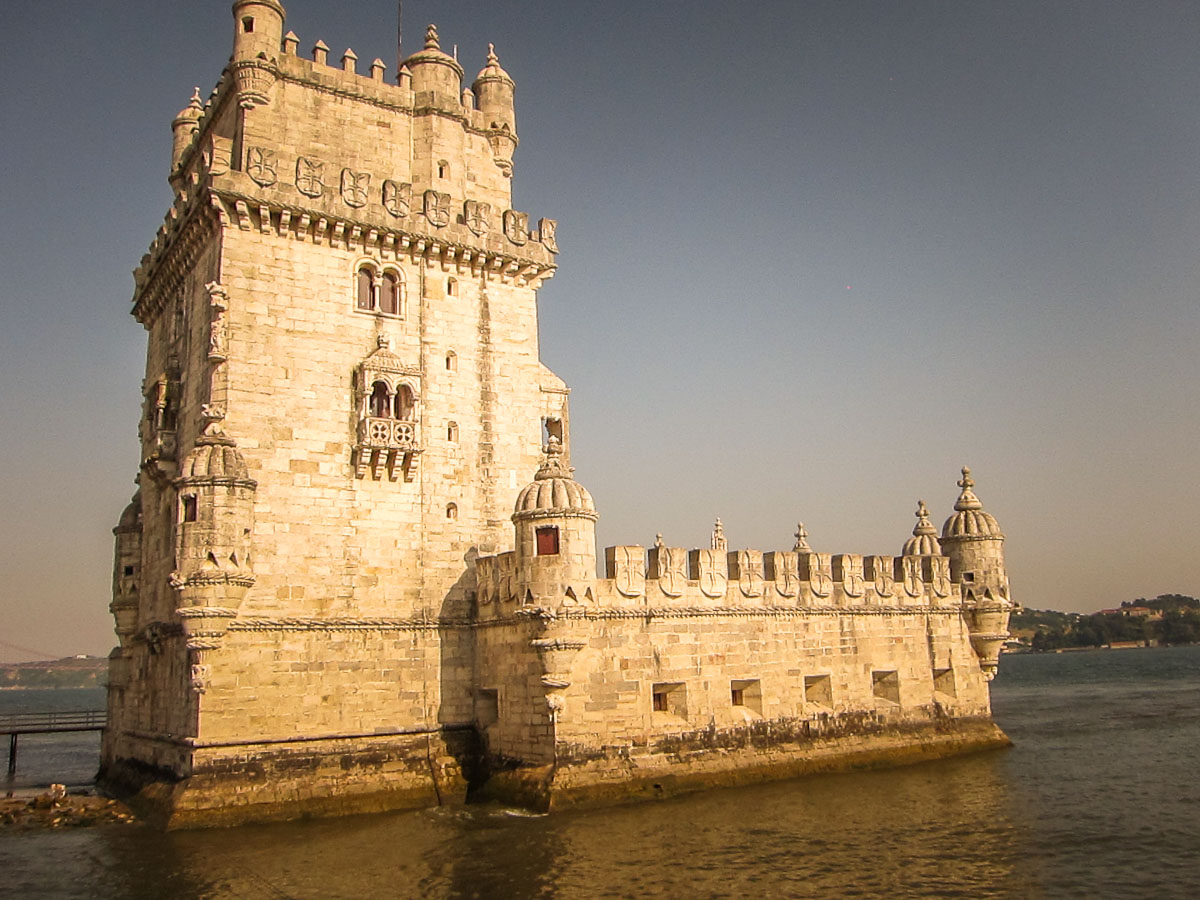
left=102, top=0, right=567, bottom=826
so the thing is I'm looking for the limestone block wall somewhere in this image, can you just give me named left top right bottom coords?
left=473, top=618, right=556, bottom=765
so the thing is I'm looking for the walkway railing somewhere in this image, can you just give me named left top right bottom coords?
left=1, top=710, right=106, bottom=776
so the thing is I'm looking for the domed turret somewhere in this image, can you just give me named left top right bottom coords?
left=940, top=467, right=1012, bottom=680
left=231, top=0, right=284, bottom=107
left=110, top=490, right=143, bottom=648
left=902, top=500, right=941, bottom=556
left=403, top=24, right=465, bottom=104
left=472, top=43, right=518, bottom=175
left=512, top=437, right=598, bottom=605
left=171, top=88, right=204, bottom=172
left=172, top=429, right=257, bottom=646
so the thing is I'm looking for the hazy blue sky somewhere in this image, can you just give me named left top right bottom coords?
left=2, top=1, right=1199, bottom=661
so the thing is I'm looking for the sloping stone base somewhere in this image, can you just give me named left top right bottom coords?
left=477, top=716, right=1010, bottom=812
left=98, top=729, right=475, bottom=830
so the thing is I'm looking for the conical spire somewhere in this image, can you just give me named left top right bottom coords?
left=953, top=467, right=983, bottom=512
left=793, top=523, right=811, bottom=552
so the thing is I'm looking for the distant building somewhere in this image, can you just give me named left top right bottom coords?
left=101, top=1, right=1015, bottom=828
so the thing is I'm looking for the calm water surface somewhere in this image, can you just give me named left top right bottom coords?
left=3, top=647, right=1199, bottom=899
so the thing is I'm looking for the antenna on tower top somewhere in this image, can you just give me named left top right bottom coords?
left=396, top=0, right=403, bottom=74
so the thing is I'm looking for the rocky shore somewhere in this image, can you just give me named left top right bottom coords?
left=1, top=785, right=137, bottom=830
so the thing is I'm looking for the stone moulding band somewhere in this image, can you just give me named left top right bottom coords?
left=223, top=606, right=967, bottom=634
left=120, top=722, right=473, bottom=750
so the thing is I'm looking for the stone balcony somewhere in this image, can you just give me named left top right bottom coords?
left=354, top=416, right=420, bottom=481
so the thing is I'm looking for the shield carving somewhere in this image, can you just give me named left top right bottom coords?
left=503, top=209, right=529, bottom=245
left=341, top=168, right=370, bottom=208
left=737, top=550, right=763, bottom=598
left=771, top=551, right=799, bottom=599
left=245, top=147, right=277, bottom=187
left=651, top=546, right=686, bottom=598
left=839, top=556, right=865, bottom=598
left=538, top=217, right=558, bottom=253
left=902, top=556, right=923, bottom=598
left=610, top=546, right=645, bottom=598
left=872, top=556, right=895, bottom=598
left=808, top=553, right=833, bottom=598
left=295, top=157, right=325, bottom=197
left=382, top=181, right=411, bottom=217
left=693, top=549, right=727, bottom=599
left=464, top=200, right=492, bottom=236
left=424, top=190, right=451, bottom=227
left=931, top=556, right=952, bottom=598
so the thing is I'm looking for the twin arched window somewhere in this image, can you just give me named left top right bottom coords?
left=356, top=265, right=405, bottom=316
left=369, top=381, right=415, bottom=421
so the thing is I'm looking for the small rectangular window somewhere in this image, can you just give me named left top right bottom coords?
left=181, top=495, right=198, bottom=523
left=804, top=674, right=833, bottom=709
left=933, top=667, right=957, bottom=699
left=872, top=670, right=900, bottom=705
left=536, top=526, right=560, bottom=556
left=651, top=682, right=686, bottom=718
left=730, top=679, right=762, bottom=715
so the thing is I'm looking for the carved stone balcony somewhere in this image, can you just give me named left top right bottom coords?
left=354, top=417, right=420, bottom=481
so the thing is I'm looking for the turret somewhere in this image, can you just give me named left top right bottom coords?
left=170, top=88, right=204, bottom=175
left=403, top=25, right=465, bottom=107
left=230, top=0, right=284, bottom=107
left=940, top=467, right=1012, bottom=679
left=171, top=427, right=257, bottom=650
left=232, top=0, right=285, bottom=62
left=473, top=44, right=518, bottom=175
left=512, top=437, right=598, bottom=605
left=109, top=490, right=143, bottom=648
left=901, top=500, right=941, bottom=557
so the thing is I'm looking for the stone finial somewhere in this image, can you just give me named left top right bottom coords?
left=283, top=31, right=299, bottom=55
left=711, top=518, right=727, bottom=551
left=313, top=40, right=329, bottom=65
left=793, top=523, right=811, bottom=552
left=902, top=500, right=942, bottom=556
left=370, top=58, right=386, bottom=81
left=954, top=466, right=983, bottom=512
left=487, top=43, right=498, bottom=66
left=424, top=24, right=440, bottom=51
left=188, top=87, right=203, bottom=114
left=342, top=48, right=358, bottom=73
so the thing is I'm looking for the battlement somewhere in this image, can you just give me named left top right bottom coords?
left=474, top=543, right=961, bottom=618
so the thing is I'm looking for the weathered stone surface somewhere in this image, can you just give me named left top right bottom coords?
left=102, top=2, right=1015, bottom=829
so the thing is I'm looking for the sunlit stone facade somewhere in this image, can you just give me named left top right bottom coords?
left=101, top=1, right=1014, bottom=828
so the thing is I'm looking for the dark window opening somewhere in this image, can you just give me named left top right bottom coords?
left=181, top=495, right=198, bottom=523
left=652, top=691, right=668, bottom=712
left=437, top=162, right=448, bottom=178
left=357, top=266, right=375, bottom=310
left=651, top=682, right=686, bottom=717
left=962, top=572, right=975, bottom=582
left=536, top=526, right=560, bottom=556
left=242, top=17, right=254, bottom=33
left=394, top=384, right=415, bottom=421
left=123, top=565, right=135, bottom=576
left=730, top=679, right=763, bottom=714
left=369, top=381, right=390, bottom=418
left=804, top=674, right=833, bottom=708
left=381, top=271, right=402, bottom=315
left=730, top=688, right=744, bottom=706
left=872, top=670, right=900, bottom=705
left=445, top=350, right=457, bottom=371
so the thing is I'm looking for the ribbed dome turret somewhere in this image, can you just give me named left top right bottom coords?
left=116, top=491, right=143, bottom=533
left=403, top=24, right=465, bottom=92
left=173, top=87, right=203, bottom=128
left=179, top=433, right=253, bottom=482
left=473, top=44, right=514, bottom=89
left=941, top=467, right=1003, bottom=539
left=513, top=438, right=596, bottom=520
left=902, top=500, right=942, bottom=556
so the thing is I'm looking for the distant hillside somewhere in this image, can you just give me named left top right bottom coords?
left=1012, top=595, right=1200, bottom=651
left=0, top=656, right=108, bottom=690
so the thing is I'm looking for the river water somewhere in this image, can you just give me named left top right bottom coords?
left=3, top=646, right=1199, bottom=899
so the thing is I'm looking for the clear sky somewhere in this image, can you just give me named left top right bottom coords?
left=2, top=1, right=1198, bottom=661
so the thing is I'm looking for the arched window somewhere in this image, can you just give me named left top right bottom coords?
left=369, top=381, right=390, bottom=418
left=446, top=503, right=458, bottom=520
left=437, top=161, right=449, bottom=179
left=357, top=266, right=376, bottom=311
left=446, top=277, right=457, bottom=297
left=445, top=350, right=457, bottom=372
left=447, top=421, right=458, bottom=442
left=394, top=384, right=415, bottom=421
left=380, top=271, right=403, bottom=316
